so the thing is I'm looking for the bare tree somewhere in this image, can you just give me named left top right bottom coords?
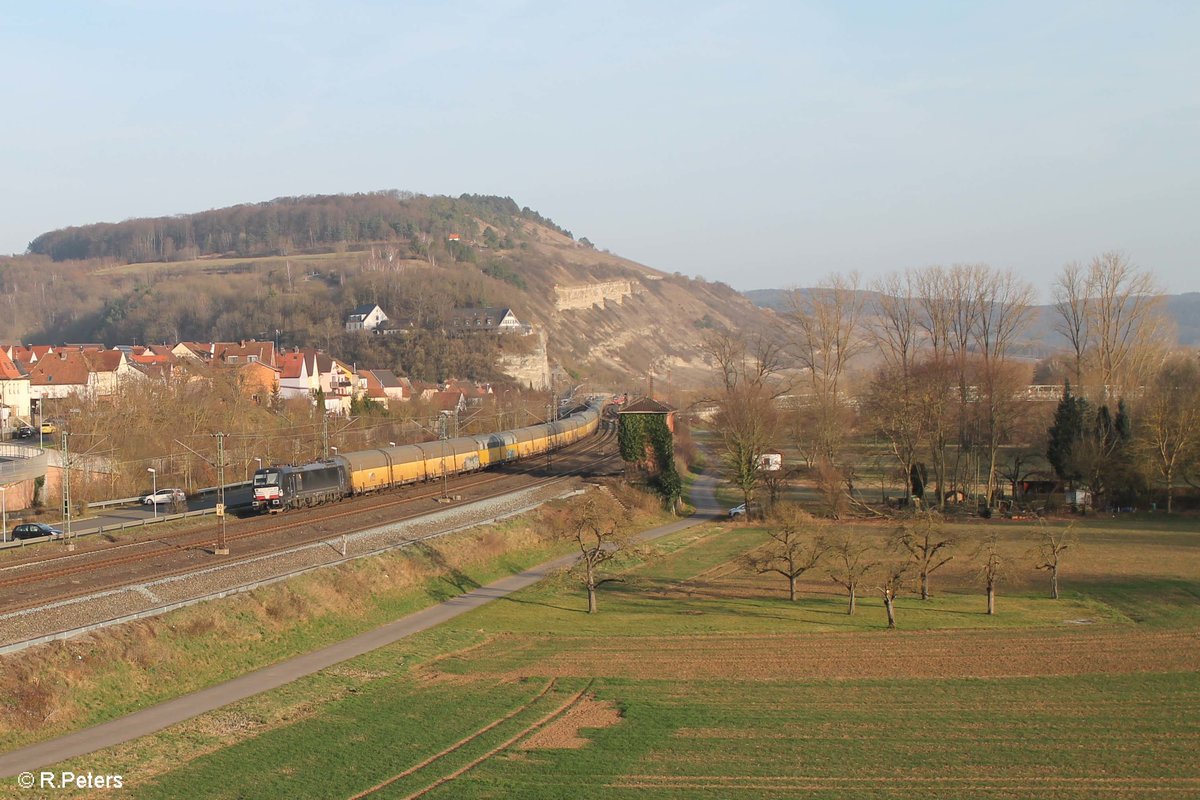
left=975, top=532, right=1003, bottom=615
left=861, top=365, right=926, bottom=501
left=704, top=329, right=788, bottom=511
left=972, top=269, right=1036, bottom=507
left=1052, top=261, right=1091, bottom=388
left=913, top=357, right=957, bottom=508
left=1033, top=526, right=1072, bottom=600
left=747, top=506, right=829, bottom=601
left=875, top=559, right=912, bottom=629
left=827, top=536, right=876, bottom=615
left=786, top=274, right=865, bottom=463
left=870, top=271, right=921, bottom=378
left=893, top=511, right=955, bottom=601
left=1053, top=253, right=1168, bottom=399
left=565, top=494, right=633, bottom=613
left=1138, top=354, right=1200, bottom=512
left=1086, top=252, right=1167, bottom=397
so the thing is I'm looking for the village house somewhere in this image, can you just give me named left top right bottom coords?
left=345, top=304, right=389, bottom=332
left=356, top=369, right=409, bottom=409
left=277, top=350, right=320, bottom=403
left=377, top=316, right=417, bottom=335
left=27, top=349, right=142, bottom=403
left=172, top=342, right=215, bottom=361
left=0, top=350, right=32, bottom=428
left=235, top=360, right=280, bottom=405
left=214, top=340, right=277, bottom=367
left=276, top=348, right=359, bottom=414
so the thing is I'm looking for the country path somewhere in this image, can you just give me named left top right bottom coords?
left=0, top=470, right=721, bottom=777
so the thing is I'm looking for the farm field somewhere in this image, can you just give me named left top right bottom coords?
left=93, top=249, right=373, bottom=276
left=45, top=515, right=1200, bottom=799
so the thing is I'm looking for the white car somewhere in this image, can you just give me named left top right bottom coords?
left=143, top=488, right=186, bottom=505
left=729, top=503, right=747, bottom=519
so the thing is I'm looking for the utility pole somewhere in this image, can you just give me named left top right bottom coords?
left=62, top=431, right=74, bottom=551
left=437, top=415, right=451, bottom=500
left=547, top=401, right=555, bottom=472
left=214, top=432, right=229, bottom=555
left=322, top=413, right=330, bottom=460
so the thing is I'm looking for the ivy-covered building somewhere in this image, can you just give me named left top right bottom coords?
left=617, top=397, right=675, bottom=430
left=617, top=397, right=680, bottom=507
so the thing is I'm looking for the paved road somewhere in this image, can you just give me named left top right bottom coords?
left=2, top=488, right=254, bottom=548
left=0, top=472, right=721, bottom=777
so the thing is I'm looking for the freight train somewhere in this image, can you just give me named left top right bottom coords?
left=250, top=403, right=601, bottom=512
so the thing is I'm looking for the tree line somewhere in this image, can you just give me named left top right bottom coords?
left=26, top=192, right=575, bottom=263
left=707, top=253, right=1200, bottom=514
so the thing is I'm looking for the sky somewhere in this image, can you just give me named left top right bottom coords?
left=2, top=1, right=1197, bottom=296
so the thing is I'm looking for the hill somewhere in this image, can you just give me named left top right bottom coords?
left=3, top=193, right=770, bottom=387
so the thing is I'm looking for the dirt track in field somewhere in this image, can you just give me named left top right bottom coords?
left=518, top=694, right=621, bottom=749
left=498, top=628, right=1199, bottom=681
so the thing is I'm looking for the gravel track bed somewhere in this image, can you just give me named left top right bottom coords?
left=0, top=478, right=583, bottom=652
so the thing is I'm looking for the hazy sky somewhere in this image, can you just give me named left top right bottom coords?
left=3, top=1, right=1197, bottom=296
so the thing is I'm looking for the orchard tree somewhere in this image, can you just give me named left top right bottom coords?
left=874, top=559, right=912, bottom=629
left=893, top=511, right=955, bottom=601
left=1033, top=526, right=1072, bottom=600
left=827, top=536, right=876, bottom=615
left=975, top=533, right=1003, bottom=615
left=748, top=506, right=829, bottom=601
left=564, top=494, right=634, bottom=614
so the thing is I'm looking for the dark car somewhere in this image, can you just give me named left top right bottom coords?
left=12, top=523, right=63, bottom=541
left=14, top=425, right=35, bottom=439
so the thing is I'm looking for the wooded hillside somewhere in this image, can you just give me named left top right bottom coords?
left=2, top=193, right=769, bottom=387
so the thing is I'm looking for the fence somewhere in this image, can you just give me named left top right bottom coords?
left=0, top=444, right=48, bottom=484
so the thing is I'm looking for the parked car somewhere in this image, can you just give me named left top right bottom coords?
left=14, top=424, right=35, bottom=439
left=728, top=502, right=763, bottom=520
left=142, top=488, right=186, bottom=506
left=12, top=522, right=63, bottom=541
left=40, top=421, right=57, bottom=435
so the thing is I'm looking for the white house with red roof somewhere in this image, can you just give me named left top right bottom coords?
left=0, top=349, right=31, bottom=427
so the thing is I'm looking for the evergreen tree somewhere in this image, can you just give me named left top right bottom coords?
left=1047, top=381, right=1087, bottom=484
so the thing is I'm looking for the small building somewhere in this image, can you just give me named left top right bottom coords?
left=757, top=452, right=783, bottom=472
left=1066, top=488, right=1092, bottom=509
left=345, top=304, right=389, bottom=332
left=376, top=316, right=417, bottom=335
left=616, top=396, right=676, bottom=433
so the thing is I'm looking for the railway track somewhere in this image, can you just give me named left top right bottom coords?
left=0, top=424, right=617, bottom=615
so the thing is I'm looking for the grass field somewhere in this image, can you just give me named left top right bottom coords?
left=40, top=509, right=1196, bottom=800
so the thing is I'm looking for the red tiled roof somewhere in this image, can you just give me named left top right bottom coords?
left=0, top=350, right=25, bottom=381
left=619, top=397, right=675, bottom=414
left=27, top=350, right=126, bottom=386
left=432, top=391, right=464, bottom=411
left=28, top=351, right=90, bottom=386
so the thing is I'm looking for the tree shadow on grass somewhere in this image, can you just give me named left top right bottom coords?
left=412, top=542, right=482, bottom=600
left=497, top=594, right=582, bottom=614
